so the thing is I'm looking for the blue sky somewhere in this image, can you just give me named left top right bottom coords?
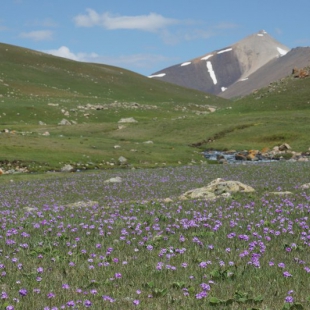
left=1, top=0, right=310, bottom=76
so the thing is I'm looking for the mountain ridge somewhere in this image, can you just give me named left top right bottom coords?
left=149, top=30, right=310, bottom=99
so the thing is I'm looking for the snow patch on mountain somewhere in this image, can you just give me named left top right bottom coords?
left=277, top=47, right=288, bottom=56
left=148, top=73, right=166, bottom=78
left=201, top=54, right=213, bottom=60
left=217, top=48, right=232, bottom=54
left=181, top=62, right=191, bottom=66
left=206, top=61, right=217, bottom=85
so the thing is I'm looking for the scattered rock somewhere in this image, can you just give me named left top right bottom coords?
left=235, top=153, right=247, bottom=161
left=118, top=156, right=128, bottom=165
left=268, top=191, right=293, bottom=195
left=42, top=131, right=50, bottom=136
left=118, top=117, right=138, bottom=123
left=58, top=119, right=71, bottom=125
left=279, top=143, right=291, bottom=151
left=205, top=144, right=310, bottom=163
left=23, top=207, right=37, bottom=212
left=297, top=157, right=309, bottom=162
left=114, top=145, right=121, bottom=149
left=179, top=188, right=217, bottom=201
left=0, top=167, right=29, bottom=174
left=104, top=176, right=122, bottom=183
left=61, top=164, right=74, bottom=172
left=143, top=140, right=154, bottom=144
left=39, top=121, right=46, bottom=125
left=300, top=183, right=310, bottom=190
left=292, top=67, right=309, bottom=78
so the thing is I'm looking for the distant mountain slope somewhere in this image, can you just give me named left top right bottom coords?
left=0, top=42, right=227, bottom=107
left=149, top=31, right=310, bottom=99
left=220, top=47, right=310, bottom=99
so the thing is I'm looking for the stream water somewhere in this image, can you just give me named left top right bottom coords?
left=203, top=150, right=279, bottom=164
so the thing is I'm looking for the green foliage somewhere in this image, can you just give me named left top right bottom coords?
left=0, top=42, right=309, bottom=172
left=0, top=164, right=310, bottom=308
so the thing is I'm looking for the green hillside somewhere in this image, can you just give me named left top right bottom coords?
left=0, top=42, right=309, bottom=173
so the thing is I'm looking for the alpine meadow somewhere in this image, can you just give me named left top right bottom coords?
left=0, top=36, right=310, bottom=310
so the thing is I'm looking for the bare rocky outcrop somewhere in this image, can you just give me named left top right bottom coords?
left=179, top=178, right=255, bottom=200
left=292, top=67, right=309, bottom=78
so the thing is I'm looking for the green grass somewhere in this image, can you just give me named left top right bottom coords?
left=0, top=42, right=310, bottom=172
left=1, top=163, right=310, bottom=309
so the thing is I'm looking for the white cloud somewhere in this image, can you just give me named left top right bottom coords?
left=74, top=9, right=178, bottom=32
left=44, top=46, right=174, bottom=72
left=44, top=46, right=79, bottom=61
left=19, top=30, right=53, bottom=41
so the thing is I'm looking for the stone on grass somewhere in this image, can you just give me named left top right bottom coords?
left=65, top=201, right=98, bottom=208
left=205, top=178, right=255, bottom=194
left=179, top=188, right=217, bottom=201
left=58, top=119, right=71, bottom=125
left=268, top=191, right=293, bottom=196
left=23, top=207, right=37, bottom=212
left=61, top=164, right=74, bottom=172
left=179, top=178, right=255, bottom=201
left=279, top=143, right=291, bottom=151
left=300, top=183, right=310, bottom=190
left=118, top=117, right=138, bottom=123
left=118, top=156, right=128, bottom=165
left=104, top=176, right=122, bottom=183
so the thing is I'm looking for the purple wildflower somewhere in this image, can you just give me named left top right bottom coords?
left=18, top=289, right=27, bottom=297
left=84, top=300, right=92, bottom=307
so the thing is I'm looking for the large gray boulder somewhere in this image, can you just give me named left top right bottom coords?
left=179, top=178, right=255, bottom=200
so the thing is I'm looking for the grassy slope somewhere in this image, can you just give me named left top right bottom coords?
left=0, top=42, right=309, bottom=172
